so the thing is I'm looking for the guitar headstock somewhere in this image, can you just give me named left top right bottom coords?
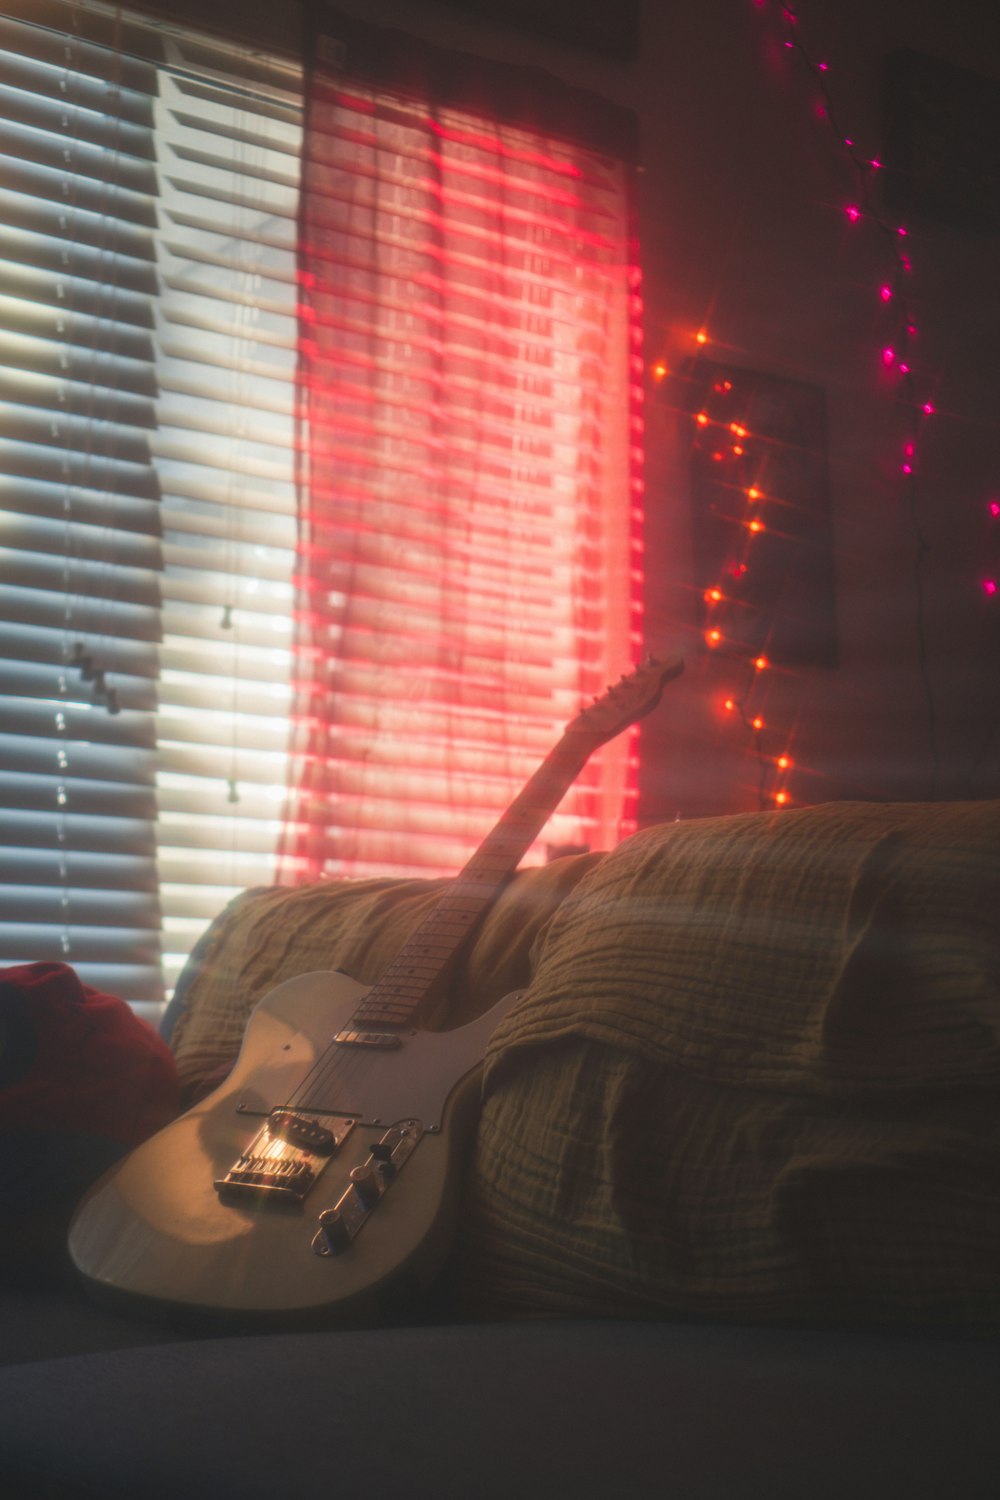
left=567, top=656, right=684, bottom=745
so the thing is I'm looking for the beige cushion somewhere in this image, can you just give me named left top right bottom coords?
left=460, top=801, right=1000, bottom=1330
left=169, top=854, right=602, bottom=1097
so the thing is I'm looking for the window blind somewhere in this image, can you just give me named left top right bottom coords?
left=0, top=1, right=302, bottom=1019
left=149, top=30, right=302, bottom=994
left=281, top=23, right=644, bottom=880
left=0, top=0, right=643, bottom=1022
left=0, top=6, right=164, bottom=1016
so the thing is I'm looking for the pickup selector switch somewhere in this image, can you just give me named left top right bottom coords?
left=311, top=1120, right=424, bottom=1260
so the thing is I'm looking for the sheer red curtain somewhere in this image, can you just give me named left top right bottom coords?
left=279, top=5, right=644, bottom=883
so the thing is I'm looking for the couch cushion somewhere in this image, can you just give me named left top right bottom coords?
left=168, top=854, right=601, bottom=1097
left=0, top=1320, right=997, bottom=1499
left=460, top=800, right=1000, bottom=1329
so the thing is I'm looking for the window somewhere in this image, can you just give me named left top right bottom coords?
left=0, top=0, right=642, bottom=1022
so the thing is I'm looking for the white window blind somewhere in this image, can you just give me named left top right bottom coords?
left=149, top=32, right=301, bottom=993
left=0, top=1, right=302, bottom=1021
left=0, top=5, right=164, bottom=1017
left=0, top=0, right=642, bottom=1024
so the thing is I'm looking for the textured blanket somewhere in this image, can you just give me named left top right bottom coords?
left=169, top=854, right=601, bottom=1098
left=460, top=800, right=1000, bottom=1330
left=170, top=799, right=1000, bottom=1330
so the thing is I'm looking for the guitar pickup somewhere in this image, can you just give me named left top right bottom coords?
left=333, top=1029, right=402, bottom=1049
left=269, top=1109, right=337, bottom=1154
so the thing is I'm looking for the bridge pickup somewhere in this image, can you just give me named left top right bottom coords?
left=215, top=1113, right=355, bottom=1206
left=269, top=1109, right=337, bottom=1154
left=333, top=1029, right=402, bottom=1049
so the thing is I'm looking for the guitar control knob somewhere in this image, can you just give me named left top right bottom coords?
left=316, top=1207, right=350, bottom=1254
left=350, top=1164, right=381, bottom=1208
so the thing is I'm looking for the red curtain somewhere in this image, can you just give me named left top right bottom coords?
left=280, top=5, right=644, bottom=882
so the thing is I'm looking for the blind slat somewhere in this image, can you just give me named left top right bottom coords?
left=0, top=808, right=156, bottom=856
left=0, top=728, right=156, bottom=780
left=0, top=476, right=160, bottom=535
left=0, top=769, right=156, bottom=818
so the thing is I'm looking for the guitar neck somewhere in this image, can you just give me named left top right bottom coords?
left=349, top=732, right=598, bottom=1030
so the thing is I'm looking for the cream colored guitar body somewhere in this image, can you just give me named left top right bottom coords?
left=69, top=971, right=523, bottom=1329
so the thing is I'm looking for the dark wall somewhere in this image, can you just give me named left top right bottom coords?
left=634, top=0, right=1000, bottom=821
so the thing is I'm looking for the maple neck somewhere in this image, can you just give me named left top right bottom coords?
left=348, top=730, right=597, bottom=1030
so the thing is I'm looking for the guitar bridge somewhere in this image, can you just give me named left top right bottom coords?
left=215, top=1111, right=355, bottom=1206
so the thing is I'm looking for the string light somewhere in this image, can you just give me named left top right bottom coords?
left=751, top=0, right=956, bottom=802
left=671, top=357, right=799, bottom=808
left=651, top=1, right=983, bottom=811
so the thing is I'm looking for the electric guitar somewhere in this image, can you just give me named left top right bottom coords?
left=69, top=656, right=683, bottom=1328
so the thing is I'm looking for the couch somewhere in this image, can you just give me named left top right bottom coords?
left=1, top=799, right=999, bottom=1497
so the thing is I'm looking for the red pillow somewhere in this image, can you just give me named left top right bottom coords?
left=0, top=962, right=180, bottom=1284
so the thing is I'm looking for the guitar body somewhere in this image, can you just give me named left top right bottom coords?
left=69, top=971, right=524, bottom=1329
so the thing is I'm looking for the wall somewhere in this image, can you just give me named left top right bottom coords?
left=146, top=0, right=1000, bottom=824
left=634, top=0, right=1000, bottom=822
